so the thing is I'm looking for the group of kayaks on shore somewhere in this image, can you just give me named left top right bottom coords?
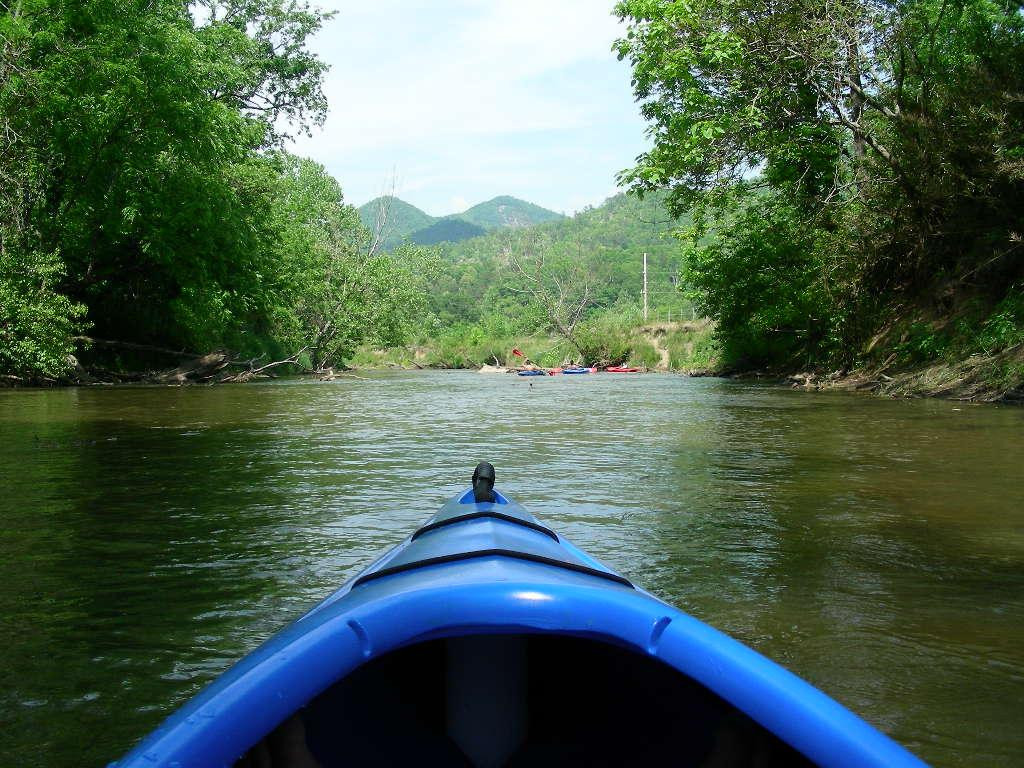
left=487, top=347, right=641, bottom=376
left=514, top=365, right=640, bottom=376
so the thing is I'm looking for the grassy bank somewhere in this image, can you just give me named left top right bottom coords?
left=350, top=318, right=723, bottom=373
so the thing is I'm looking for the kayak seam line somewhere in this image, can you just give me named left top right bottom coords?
left=350, top=549, right=634, bottom=590
left=410, top=512, right=560, bottom=542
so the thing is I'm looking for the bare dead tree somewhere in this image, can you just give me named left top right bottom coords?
left=366, top=171, right=398, bottom=258
left=504, top=233, right=593, bottom=360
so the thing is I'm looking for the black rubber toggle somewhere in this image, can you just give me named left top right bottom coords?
left=472, top=462, right=496, bottom=503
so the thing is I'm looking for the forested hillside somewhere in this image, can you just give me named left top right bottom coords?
left=411, top=219, right=487, bottom=246
left=429, top=191, right=690, bottom=326
left=458, top=196, right=564, bottom=230
left=615, top=0, right=1024, bottom=398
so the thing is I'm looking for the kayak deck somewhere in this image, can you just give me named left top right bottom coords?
left=115, top=484, right=927, bottom=768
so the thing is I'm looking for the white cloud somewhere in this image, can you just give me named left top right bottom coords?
left=298, top=3, right=615, bottom=148
left=455, top=0, right=622, bottom=77
left=290, top=1, right=647, bottom=214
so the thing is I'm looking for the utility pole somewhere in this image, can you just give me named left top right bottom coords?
left=642, top=252, right=648, bottom=323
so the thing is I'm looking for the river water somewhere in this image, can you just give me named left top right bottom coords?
left=1, top=371, right=1021, bottom=767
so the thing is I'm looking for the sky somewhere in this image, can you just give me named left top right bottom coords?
left=287, top=0, right=649, bottom=217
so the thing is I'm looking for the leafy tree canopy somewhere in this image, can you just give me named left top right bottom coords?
left=615, top=0, right=1024, bottom=367
left=1, top=0, right=440, bottom=378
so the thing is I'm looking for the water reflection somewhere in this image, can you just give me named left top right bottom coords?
left=0, top=375, right=1022, bottom=767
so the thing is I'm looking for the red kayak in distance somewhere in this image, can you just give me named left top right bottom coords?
left=606, top=366, right=640, bottom=373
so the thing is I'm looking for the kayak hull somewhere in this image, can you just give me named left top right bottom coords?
left=114, top=490, right=927, bottom=768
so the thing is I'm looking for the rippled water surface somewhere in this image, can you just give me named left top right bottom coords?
left=1, top=372, right=1022, bottom=766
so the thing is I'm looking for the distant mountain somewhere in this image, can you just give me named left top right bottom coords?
left=357, top=195, right=564, bottom=250
left=357, top=197, right=435, bottom=251
left=411, top=218, right=487, bottom=245
left=456, top=196, right=563, bottom=230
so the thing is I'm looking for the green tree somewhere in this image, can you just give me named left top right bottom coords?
left=681, top=192, right=841, bottom=366
left=1, top=0, right=88, bottom=378
left=0, top=248, right=86, bottom=379
left=272, top=155, right=434, bottom=370
left=615, top=0, right=1024, bottom=367
left=1, top=0, right=330, bottom=375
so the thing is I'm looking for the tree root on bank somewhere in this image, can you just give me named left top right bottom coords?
left=149, top=352, right=233, bottom=384
left=873, top=344, right=1024, bottom=402
left=56, top=346, right=321, bottom=386
left=785, top=343, right=1024, bottom=403
left=217, top=348, right=307, bottom=384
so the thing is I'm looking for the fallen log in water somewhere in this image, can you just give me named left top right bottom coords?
left=147, top=352, right=232, bottom=384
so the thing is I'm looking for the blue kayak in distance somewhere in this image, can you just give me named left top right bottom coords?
left=114, top=465, right=928, bottom=768
left=515, top=369, right=547, bottom=376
